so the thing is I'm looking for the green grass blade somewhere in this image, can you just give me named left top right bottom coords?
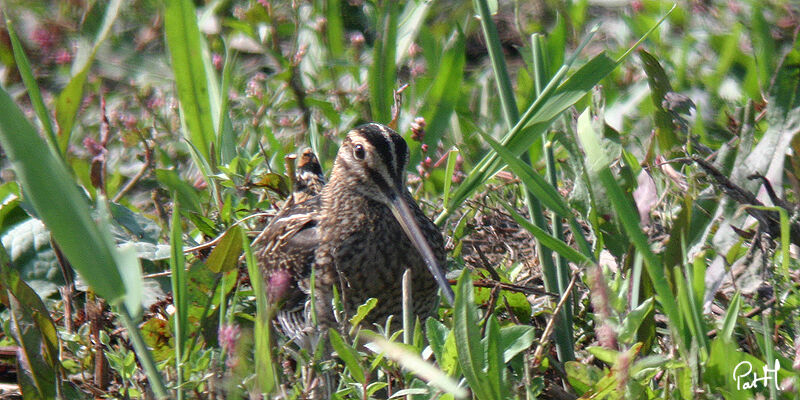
left=719, top=291, right=741, bottom=343
left=473, top=0, right=517, bottom=126
left=478, top=130, right=571, bottom=217
left=165, top=0, right=216, bottom=162
left=243, top=229, right=277, bottom=395
left=368, top=1, right=398, bottom=124
left=436, top=7, right=675, bottom=225
left=325, top=0, right=345, bottom=60
left=4, top=16, right=57, bottom=157
left=54, top=0, right=122, bottom=152
left=115, top=306, right=168, bottom=398
left=436, top=51, right=614, bottom=224
left=169, top=195, right=187, bottom=400
left=501, top=203, right=592, bottom=266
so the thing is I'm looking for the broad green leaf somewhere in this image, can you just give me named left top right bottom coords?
left=426, top=318, right=459, bottom=376
left=329, top=329, right=366, bottom=384
left=565, top=361, right=605, bottom=396
left=619, top=297, right=654, bottom=345
left=0, top=218, right=61, bottom=298
left=0, top=248, right=59, bottom=399
left=496, top=325, right=536, bottom=363
left=349, top=297, right=378, bottom=334
left=206, top=225, right=243, bottom=273
left=484, top=316, right=506, bottom=399
left=0, top=87, right=126, bottom=303
left=140, top=317, right=174, bottom=363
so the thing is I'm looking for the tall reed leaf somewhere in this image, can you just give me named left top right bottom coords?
left=165, top=0, right=216, bottom=162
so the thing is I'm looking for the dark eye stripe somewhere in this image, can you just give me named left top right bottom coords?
left=365, top=166, right=394, bottom=199
left=358, top=124, right=398, bottom=177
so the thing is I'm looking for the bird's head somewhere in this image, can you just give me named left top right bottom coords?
left=328, top=123, right=454, bottom=305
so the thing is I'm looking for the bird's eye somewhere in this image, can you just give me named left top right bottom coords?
left=353, top=144, right=366, bottom=160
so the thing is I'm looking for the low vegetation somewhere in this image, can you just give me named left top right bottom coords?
left=0, top=0, right=799, bottom=399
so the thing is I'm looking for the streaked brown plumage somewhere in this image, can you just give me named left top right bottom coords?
left=258, top=123, right=453, bottom=341
left=291, top=148, right=325, bottom=205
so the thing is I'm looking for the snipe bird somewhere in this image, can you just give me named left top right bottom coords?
left=258, top=123, right=454, bottom=340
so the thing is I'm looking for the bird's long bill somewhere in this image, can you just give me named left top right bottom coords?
left=387, top=192, right=455, bottom=306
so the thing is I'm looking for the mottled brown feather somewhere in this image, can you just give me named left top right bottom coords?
left=258, top=123, right=446, bottom=341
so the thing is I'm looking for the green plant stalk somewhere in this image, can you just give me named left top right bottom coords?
left=402, top=269, right=413, bottom=346
left=473, top=0, right=517, bottom=129
left=532, top=32, right=575, bottom=358
left=169, top=195, right=187, bottom=400
left=115, top=306, right=168, bottom=399
left=762, top=310, right=777, bottom=400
